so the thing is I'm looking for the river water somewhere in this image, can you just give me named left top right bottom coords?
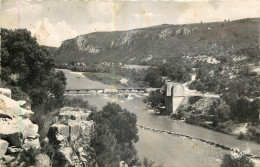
left=59, top=69, right=260, bottom=167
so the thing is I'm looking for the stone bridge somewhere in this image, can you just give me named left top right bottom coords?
left=165, top=82, right=220, bottom=114
left=65, top=88, right=159, bottom=94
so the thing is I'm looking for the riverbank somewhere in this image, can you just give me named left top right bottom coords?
left=170, top=113, right=260, bottom=145
left=137, top=124, right=260, bottom=159
left=61, top=68, right=260, bottom=167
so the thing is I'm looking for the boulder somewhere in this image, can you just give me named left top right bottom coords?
left=1, top=155, right=15, bottom=164
left=0, top=109, right=13, bottom=119
left=35, top=153, right=51, bottom=167
left=23, top=138, right=40, bottom=151
left=120, top=161, right=128, bottom=167
left=0, top=95, right=20, bottom=117
left=0, top=118, right=19, bottom=136
left=20, top=108, right=34, bottom=118
left=21, top=118, right=39, bottom=138
left=0, top=88, right=11, bottom=98
left=0, top=139, right=9, bottom=159
left=7, top=146, right=20, bottom=154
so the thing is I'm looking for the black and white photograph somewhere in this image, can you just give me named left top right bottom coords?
left=0, top=0, right=260, bottom=166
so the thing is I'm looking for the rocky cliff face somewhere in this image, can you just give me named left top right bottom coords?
left=0, top=88, right=42, bottom=166
left=53, top=18, right=260, bottom=65
left=47, top=107, right=95, bottom=167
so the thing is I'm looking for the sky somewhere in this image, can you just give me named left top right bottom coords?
left=0, top=0, right=260, bottom=47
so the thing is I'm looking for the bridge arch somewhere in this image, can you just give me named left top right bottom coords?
left=165, top=82, right=185, bottom=114
left=172, top=84, right=184, bottom=97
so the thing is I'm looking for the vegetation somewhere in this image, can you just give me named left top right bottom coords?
left=221, top=153, right=255, bottom=167
left=53, top=18, right=260, bottom=66
left=84, top=68, right=148, bottom=88
left=1, top=28, right=67, bottom=107
left=89, top=103, right=139, bottom=167
left=144, top=56, right=191, bottom=87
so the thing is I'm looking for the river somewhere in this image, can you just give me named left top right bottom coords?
left=59, top=69, right=260, bottom=167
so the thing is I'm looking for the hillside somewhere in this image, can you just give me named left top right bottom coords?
left=52, top=18, right=260, bottom=66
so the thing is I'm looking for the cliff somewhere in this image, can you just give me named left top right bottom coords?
left=52, top=18, right=260, bottom=65
left=0, top=88, right=43, bottom=166
left=47, top=107, right=95, bottom=167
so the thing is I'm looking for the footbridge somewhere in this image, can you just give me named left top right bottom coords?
left=65, top=88, right=160, bottom=94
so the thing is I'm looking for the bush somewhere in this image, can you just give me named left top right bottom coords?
left=188, top=96, right=202, bottom=105
left=238, top=132, right=247, bottom=140
left=221, top=153, right=255, bottom=167
left=63, top=97, right=96, bottom=111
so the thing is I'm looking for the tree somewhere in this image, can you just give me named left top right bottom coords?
left=49, top=71, right=67, bottom=101
left=159, top=57, right=191, bottom=83
left=89, top=103, right=139, bottom=167
left=221, top=154, right=255, bottom=167
left=143, top=157, right=155, bottom=167
left=144, top=68, right=162, bottom=88
left=1, top=28, right=66, bottom=106
left=145, top=90, right=165, bottom=114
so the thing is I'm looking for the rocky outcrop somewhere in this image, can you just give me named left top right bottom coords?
left=0, top=89, right=41, bottom=166
left=55, top=18, right=260, bottom=65
left=47, top=107, right=94, bottom=167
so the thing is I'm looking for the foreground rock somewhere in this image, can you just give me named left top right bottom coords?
left=0, top=89, right=42, bottom=166
left=48, top=107, right=94, bottom=167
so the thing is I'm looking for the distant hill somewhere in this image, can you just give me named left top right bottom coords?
left=50, top=18, right=260, bottom=66
left=42, top=46, right=59, bottom=57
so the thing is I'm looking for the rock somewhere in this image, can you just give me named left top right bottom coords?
left=0, top=109, right=12, bottom=119
left=21, top=118, right=39, bottom=138
left=0, top=118, right=19, bottom=136
left=120, top=161, right=128, bottom=167
left=80, top=121, right=94, bottom=139
left=50, top=124, right=70, bottom=139
left=0, top=89, right=41, bottom=166
left=1, top=155, right=15, bottom=164
left=0, top=88, right=11, bottom=98
left=7, top=146, right=20, bottom=154
left=68, top=121, right=80, bottom=141
left=1, top=132, right=21, bottom=148
left=23, top=138, right=40, bottom=151
left=0, top=139, right=9, bottom=159
left=35, top=153, right=51, bottom=167
left=20, top=108, right=34, bottom=118
left=48, top=107, right=95, bottom=167
left=59, top=147, right=73, bottom=164
left=0, top=95, right=21, bottom=117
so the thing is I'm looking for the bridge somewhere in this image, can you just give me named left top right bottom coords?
left=65, top=88, right=159, bottom=94
left=165, top=82, right=220, bottom=114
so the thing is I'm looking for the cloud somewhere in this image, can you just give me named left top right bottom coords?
left=177, top=0, right=260, bottom=24
left=6, top=1, right=42, bottom=17
left=134, top=11, right=155, bottom=18
left=86, top=2, right=119, bottom=22
left=31, top=18, right=77, bottom=47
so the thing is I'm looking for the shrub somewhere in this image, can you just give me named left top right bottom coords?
left=221, top=153, right=255, bottom=167
left=238, top=132, right=247, bottom=140
left=188, top=96, right=202, bottom=105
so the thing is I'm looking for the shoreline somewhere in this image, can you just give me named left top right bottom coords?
left=137, top=124, right=260, bottom=160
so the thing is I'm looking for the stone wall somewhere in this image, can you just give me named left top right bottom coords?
left=0, top=89, right=41, bottom=166
left=47, top=107, right=95, bottom=167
